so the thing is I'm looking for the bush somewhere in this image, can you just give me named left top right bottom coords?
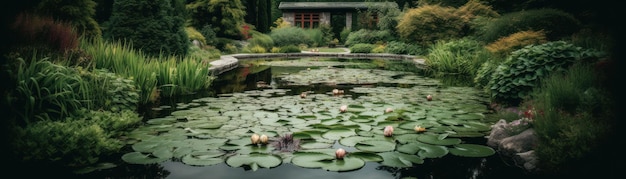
left=372, top=45, right=385, bottom=53
left=487, top=41, right=604, bottom=105
left=384, top=41, right=425, bottom=55
left=10, top=109, right=141, bottom=168
left=349, top=43, right=376, bottom=53
left=531, top=63, right=614, bottom=176
left=485, top=30, right=548, bottom=57
left=397, top=4, right=466, bottom=46
left=344, top=29, right=395, bottom=47
left=186, top=26, right=207, bottom=45
left=476, top=8, right=581, bottom=43
left=340, top=27, right=351, bottom=44
left=247, top=31, right=274, bottom=50
left=249, top=45, right=267, bottom=53
left=270, top=27, right=312, bottom=46
left=279, top=45, right=301, bottom=53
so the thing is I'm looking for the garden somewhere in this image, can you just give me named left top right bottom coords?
left=0, top=0, right=620, bottom=178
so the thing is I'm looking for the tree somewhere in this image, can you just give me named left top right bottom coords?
left=105, top=0, right=189, bottom=57
left=187, top=0, right=246, bottom=39
left=35, top=0, right=102, bottom=39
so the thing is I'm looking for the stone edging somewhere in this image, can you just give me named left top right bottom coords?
left=208, top=52, right=426, bottom=75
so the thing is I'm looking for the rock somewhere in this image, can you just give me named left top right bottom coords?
left=487, top=119, right=539, bottom=174
left=515, top=150, right=539, bottom=172
left=499, top=128, right=537, bottom=156
left=486, top=119, right=509, bottom=147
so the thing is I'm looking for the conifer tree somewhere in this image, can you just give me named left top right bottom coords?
left=105, top=0, right=189, bottom=57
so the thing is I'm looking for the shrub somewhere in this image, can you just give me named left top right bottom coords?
left=186, top=26, right=207, bottom=45
left=349, top=43, right=376, bottom=53
left=476, top=8, right=581, bottom=43
left=249, top=45, right=267, bottom=53
left=270, top=47, right=281, bottom=53
left=344, top=29, right=395, bottom=47
left=397, top=4, right=466, bottom=46
left=384, top=41, right=426, bottom=55
left=247, top=31, right=274, bottom=50
left=485, top=30, right=548, bottom=58
left=200, top=24, right=218, bottom=46
left=372, top=45, right=386, bottom=53
left=10, top=13, right=79, bottom=53
left=531, top=63, right=614, bottom=176
left=10, top=109, right=141, bottom=168
left=340, top=27, right=351, bottom=44
left=279, top=45, right=301, bottom=53
left=488, top=41, right=604, bottom=105
left=270, top=27, right=312, bottom=47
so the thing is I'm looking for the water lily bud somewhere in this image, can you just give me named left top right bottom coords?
left=251, top=134, right=260, bottom=144
left=260, top=134, right=269, bottom=144
left=340, top=105, right=348, bottom=113
left=427, top=94, right=433, bottom=101
left=384, top=125, right=394, bottom=137
left=335, top=148, right=346, bottom=159
left=414, top=125, right=426, bottom=132
left=300, top=92, right=307, bottom=98
left=385, top=108, right=393, bottom=113
left=332, top=89, right=340, bottom=95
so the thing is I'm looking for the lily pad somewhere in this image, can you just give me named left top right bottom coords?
left=377, top=151, right=424, bottom=168
left=181, top=150, right=224, bottom=166
left=355, top=140, right=396, bottom=152
left=226, top=153, right=282, bottom=171
left=121, top=152, right=169, bottom=164
left=448, top=144, right=495, bottom=157
left=417, top=134, right=461, bottom=146
left=291, top=152, right=366, bottom=172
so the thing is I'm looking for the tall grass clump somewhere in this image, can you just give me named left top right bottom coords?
left=530, top=62, right=614, bottom=177
left=425, top=38, right=491, bottom=78
left=81, top=38, right=212, bottom=104
left=155, top=56, right=212, bottom=97
left=81, top=39, right=159, bottom=104
left=8, top=55, right=93, bottom=125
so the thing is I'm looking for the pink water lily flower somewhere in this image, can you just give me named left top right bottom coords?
left=384, top=125, right=394, bottom=137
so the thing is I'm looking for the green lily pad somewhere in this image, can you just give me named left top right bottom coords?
left=121, top=152, right=169, bottom=164
left=448, top=144, right=495, bottom=157
left=226, top=153, right=282, bottom=171
left=291, top=152, right=366, bottom=172
left=417, top=134, right=461, bottom=146
left=355, top=140, right=396, bottom=152
left=181, top=150, right=224, bottom=166
left=377, top=151, right=424, bottom=168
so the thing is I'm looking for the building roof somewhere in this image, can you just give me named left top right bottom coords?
left=278, top=2, right=398, bottom=10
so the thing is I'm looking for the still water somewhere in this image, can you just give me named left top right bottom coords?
left=81, top=58, right=535, bottom=179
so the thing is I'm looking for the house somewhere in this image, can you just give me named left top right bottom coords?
left=278, top=1, right=398, bottom=29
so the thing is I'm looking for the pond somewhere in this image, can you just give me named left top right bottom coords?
left=83, top=57, right=533, bottom=179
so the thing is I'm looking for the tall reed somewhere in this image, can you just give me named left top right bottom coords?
left=81, top=38, right=213, bottom=104
left=11, top=53, right=93, bottom=125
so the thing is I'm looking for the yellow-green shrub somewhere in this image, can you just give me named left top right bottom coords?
left=271, top=47, right=281, bottom=53
left=372, top=45, right=386, bottom=53
left=397, top=5, right=466, bottom=45
left=250, top=45, right=267, bottom=53
left=485, top=30, right=548, bottom=57
left=186, top=26, right=206, bottom=45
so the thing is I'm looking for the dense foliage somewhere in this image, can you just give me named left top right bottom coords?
left=105, top=0, right=189, bottom=57
left=488, top=41, right=604, bottom=105
left=187, top=0, right=246, bottom=39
